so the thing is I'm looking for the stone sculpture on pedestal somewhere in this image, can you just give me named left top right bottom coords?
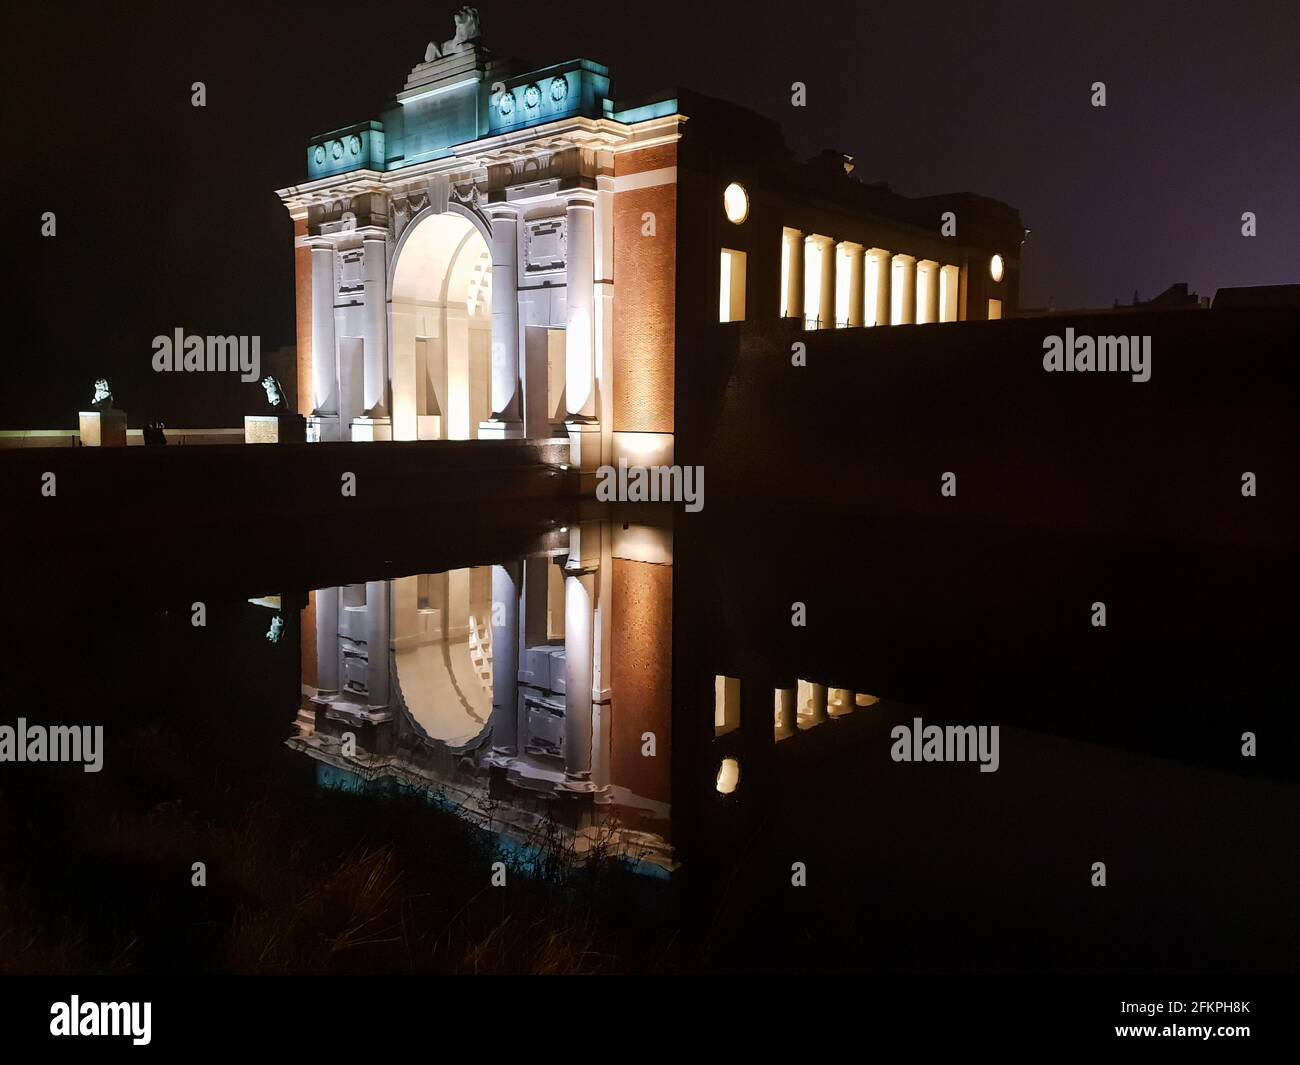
left=79, top=378, right=127, bottom=446
left=245, top=375, right=306, bottom=444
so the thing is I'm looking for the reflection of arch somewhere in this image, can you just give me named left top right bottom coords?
left=389, top=208, right=493, bottom=440
left=392, top=568, right=495, bottom=750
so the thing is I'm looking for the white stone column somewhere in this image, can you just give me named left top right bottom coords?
left=781, top=228, right=803, bottom=319
left=315, top=585, right=339, bottom=694
left=917, top=259, right=940, bottom=324
left=361, top=236, right=389, bottom=421
left=364, top=579, right=390, bottom=708
left=311, top=245, right=341, bottom=439
left=481, top=207, right=523, bottom=438
left=564, top=192, right=597, bottom=420
left=590, top=523, right=613, bottom=797
left=490, top=563, right=521, bottom=753
left=818, top=238, right=835, bottom=330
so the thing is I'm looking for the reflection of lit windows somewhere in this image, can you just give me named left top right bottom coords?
left=795, top=678, right=829, bottom=728
left=988, top=298, right=1002, bottom=320
left=716, top=758, right=740, bottom=795
left=714, top=675, right=740, bottom=737
left=990, top=254, right=1004, bottom=282
left=774, top=690, right=787, bottom=739
left=723, top=182, right=749, bottom=224
left=719, top=248, right=747, bottom=322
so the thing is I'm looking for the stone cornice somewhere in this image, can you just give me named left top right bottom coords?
left=276, top=170, right=386, bottom=211
left=277, top=115, right=687, bottom=214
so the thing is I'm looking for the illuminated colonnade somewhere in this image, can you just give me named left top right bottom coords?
left=779, top=232, right=965, bottom=327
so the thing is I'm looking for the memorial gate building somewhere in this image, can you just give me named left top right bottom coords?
left=276, top=8, right=1025, bottom=475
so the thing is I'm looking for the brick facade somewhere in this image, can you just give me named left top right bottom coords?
left=612, top=144, right=677, bottom=435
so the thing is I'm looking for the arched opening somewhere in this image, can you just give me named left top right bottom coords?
left=390, top=212, right=493, bottom=440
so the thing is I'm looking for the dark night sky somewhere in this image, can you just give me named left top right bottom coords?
left=4, top=0, right=1296, bottom=427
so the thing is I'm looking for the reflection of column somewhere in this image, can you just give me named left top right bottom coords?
left=564, top=193, right=597, bottom=420
left=490, top=563, right=521, bottom=753
left=775, top=687, right=796, bottom=739
left=808, top=682, right=828, bottom=725
left=361, top=236, right=388, bottom=419
left=311, top=245, right=340, bottom=438
left=481, top=207, right=523, bottom=437
left=829, top=687, right=854, bottom=717
left=563, top=571, right=596, bottom=782
left=315, top=586, right=339, bottom=694
left=364, top=579, right=390, bottom=708
left=590, top=526, right=613, bottom=797
left=516, top=556, right=550, bottom=749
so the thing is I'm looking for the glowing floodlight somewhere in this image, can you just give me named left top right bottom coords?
left=990, top=254, right=1005, bottom=282
left=716, top=757, right=740, bottom=795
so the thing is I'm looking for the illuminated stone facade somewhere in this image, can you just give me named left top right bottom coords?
left=277, top=12, right=1023, bottom=476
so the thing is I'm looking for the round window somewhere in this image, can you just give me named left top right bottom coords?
left=723, top=182, right=749, bottom=224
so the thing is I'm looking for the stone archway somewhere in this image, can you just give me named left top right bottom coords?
left=389, top=210, right=493, bottom=440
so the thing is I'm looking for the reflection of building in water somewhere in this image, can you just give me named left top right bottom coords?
left=290, top=518, right=674, bottom=875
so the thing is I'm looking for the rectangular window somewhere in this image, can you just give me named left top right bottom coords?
left=720, top=248, right=747, bottom=323
left=987, top=298, right=1002, bottom=320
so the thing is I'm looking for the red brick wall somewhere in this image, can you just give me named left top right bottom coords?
left=610, top=557, right=672, bottom=804
left=293, top=218, right=312, bottom=417
left=613, top=144, right=677, bottom=434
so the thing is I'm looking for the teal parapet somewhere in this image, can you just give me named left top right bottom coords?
left=484, top=59, right=610, bottom=138
left=307, top=121, right=386, bottom=180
